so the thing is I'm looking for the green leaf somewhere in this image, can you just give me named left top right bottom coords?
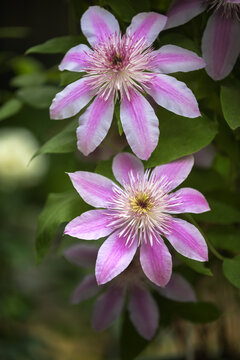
left=146, top=110, right=218, bottom=167
left=36, top=191, right=89, bottom=264
left=173, top=301, right=220, bottom=323
left=17, top=86, right=58, bottom=109
left=221, top=81, right=240, bottom=130
left=177, top=254, right=212, bottom=276
left=95, top=158, right=115, bottom=181
left=208, top=229, right=240, bottom=252
left=60, top=71, right=84, bottom=86
left=34, top=120, right=77, bottom=158
left=10, top=73, right=46, bottom=87
left=26, top=36, right=84, bottom=54
left=196, top=199, right=240, bottom=224
left=120, top=311, right=149, bottom=360
left=106, top=0, right=136, bottom=21
left=114, top=102, right=123, bottom=136
left=223, top=256, right=240, bottom=288
left=0, top=98, right=22, bottom=121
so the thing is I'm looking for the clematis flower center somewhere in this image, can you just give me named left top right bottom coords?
left=131, top=192, right=153, bottom=214
left=85, top=33, right=154, bottom=101
left=207, top=0, right=240, bottom=20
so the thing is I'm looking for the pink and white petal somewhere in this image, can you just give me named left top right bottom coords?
left=128, top=285, right=159, bottom=340
left=81, top=6, right=120, bottom=47
left=151, top=45, right=205, bottom=73
left=68, top=171, right=115, bottom=208
left=140, top=235, right=172, bottom=287
left=126, top=12, right=167, bottom=47
left=165, top=0, right=206, bottom=30
left=77, top=94, right=114, bottom=156
left=156, top=273, right=196, bottom=302
left=151, top=155, right=194, bottom=193
left=64, top=209, right=114, bottom=240
left=112, top=152, right=144, bottom=186
left=95, top=231, right=138, bottom=285
left=50, top=78, right=95, bottom=119
left=202, top=11, right=240, bottom=81
left=145, top=74, right=200, bottom=118
left=227, top=0, right=240, bottom=3
left=166, top=218, right=208, bottom=262
left=71, top=275, right=99, bottom=304
left=64, top=244, right=98, bottom=268
left=167, top=187, right=210, bottom=214
left=92, top=286, right=125, bottom=331
left=120, top=89, right=159, bottom=161
left=59, top=44, right=92, bottom=72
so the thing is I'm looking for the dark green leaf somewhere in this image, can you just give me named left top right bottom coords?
left=173, top=301, right=220, bottom=323
left=26, top=36, right=84, bottom=54
left=221, top=81, right=240, bottom=130
left=95, top=158, right=115, bottom=181
left=106, top=0, right=136, bottom=22
left=10, top=73, right=46, bottom=87
left=114, top=102, right=123, bottom=136
left=33, top=120, right=77, bottom=158
left=36, top=191, right=89, bottom=264
left=146, top=110, right=218, bottom=167
left=17, top=86, right=58, bottom=109
left=223, top=256, right=240, bottom=288
left=120, top=311, right=149, bottom=360
left=0, top=98, right=22, bottom=121
left=196, top=199, right=240, bottom=224
left=208, top=229, right=240, bottom=252
left=177, top=254, right=212, bottom=276
left=60, top=71, right=84, bottom=86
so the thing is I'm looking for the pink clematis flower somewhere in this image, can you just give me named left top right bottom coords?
left=64, top=152, right=209, bottom=287
left=64, top=244, right=196, bottom=339
left=50, top=6, right=205, bottom=160
left=166, top=0, right=240, bottom=80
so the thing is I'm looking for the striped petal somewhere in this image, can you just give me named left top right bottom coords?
left=92, top=286, right=125, bottom=331
left=202, top=11, right=240, bottom=80
left=140, top=235, right=172, bottom=287
left=128, top=285, right=159, bottom=340
left=112, top=152, right=144, bottom=186
left=77, top=94, right=114, bottom=156
left=71, top=275, right=99, bottom=304
left=120, top=89, right=159, bottom=160
left=156, top=273, right=196, bottom=302
left=68, top=171, right=115, bottom=208
left=166, top=0, right=206, bottom=30
left=151, top=155, right=194, bottom=192
left=145, top=74, right=200, bottom=118
left=165, top=218, right=208, bottom=262
left=126, top=12, right=167, bottom=47
left=167, top=187, right=210, bottom=214
left=64, top=209, right=114, bottom=240
left=95, top=231, right=138, bottom=285
left=151, top=45, right=205, bottom=73
left=81, top=6, right=120, bottom=47
left=59, top=44, right=92, bottom=72
left=50, top=78, right=95, bottom=119
left=64, top=244, right=98, bottom=268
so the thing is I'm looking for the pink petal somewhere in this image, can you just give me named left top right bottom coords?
left=71, top=275, right=99, bottom=304
left=151, top=45, right=205, bottom=73
left=165, top=0, right=206, bottom=30
left=77, top=94, right=114, bottom=156
left=64, top=244, right=98, bottom=268
left=126, top=12, right=167, bottom=47
left=120, top=89, right=159, bottom=160
left=92, top=286, right=125, bottom=331
left=145, top=74, right=200, bottom=118
left=227, top=0, right=240, bottom=3
left=140, top=235, right=172, bottom=287
left=167, top=187, right=210, bottom=214
left=202, top=11, right=240, bottom=80
left=68, top=171, right=115, bottom=208
left=166, top=218, right=208, bottom=261
left=64, top=209, right=114, bottom=240
left=81, top=6, right=120, bottom=47
left=50, top=78, right=95, bottom=120
left=112, top=152, right=144, bottom=186
left=95, top=231, right=138, bottom=285
left=151, top=155, right=194, bottom=192
left=156, top=273, right=196, bottom=302
left=128, top=285, right=159, bottom=340
left=59, top=44, right=92, bottom=72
